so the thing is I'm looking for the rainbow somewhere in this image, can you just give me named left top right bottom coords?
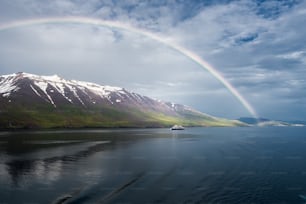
left=0, top=16, right=258, bottom=118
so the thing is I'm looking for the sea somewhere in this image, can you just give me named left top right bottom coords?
left=1, top=127, right=306, bottom=204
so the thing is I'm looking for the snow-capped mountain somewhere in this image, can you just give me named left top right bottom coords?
left=0, top=72, right=244, bottom=128
left=0, top=72, right=157, bottom=108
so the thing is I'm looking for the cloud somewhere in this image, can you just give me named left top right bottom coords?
left=0, top=0, right=305, bottom=119
left=0, top=22, right=220, bottom=97
left=277, top=51, right=306, bottom=60
left=160, top=0, right=306, bottom=119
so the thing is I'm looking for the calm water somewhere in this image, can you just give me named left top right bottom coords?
left=1, top=127, right=306, bottom=203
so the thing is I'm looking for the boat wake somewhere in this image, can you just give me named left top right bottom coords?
left=52, top=172, right=145, bottom=204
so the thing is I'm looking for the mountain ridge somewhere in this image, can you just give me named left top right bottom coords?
left=0, top=72, right=245, bottom=129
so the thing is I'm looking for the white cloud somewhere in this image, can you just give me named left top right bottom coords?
left=0, top=0, right=305, bottom=119
left=277, top=51, right=305, bottom=59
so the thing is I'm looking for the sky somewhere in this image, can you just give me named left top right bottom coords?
left=0, top=0, right=305, bottom=121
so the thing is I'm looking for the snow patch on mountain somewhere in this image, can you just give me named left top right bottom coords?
left=30, top=84, right=42, bottom=98
left=0, top=74, right=20, bottom=97
left=51, top=83, right=73, bottom=103
left=35, top=81, right=57, bottom=107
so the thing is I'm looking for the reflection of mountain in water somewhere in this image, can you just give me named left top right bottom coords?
left=6, top=159, right=63, bottom=187
left=2, top=131, right=148, bottom=187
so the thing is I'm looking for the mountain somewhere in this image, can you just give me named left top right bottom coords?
left=0, top=72, right=244, bottom=129
left=238, top=117, right=270, bottom=125
left=237, top=117, right=305, bottom=127
left=286, top=120, right=306, bottom=126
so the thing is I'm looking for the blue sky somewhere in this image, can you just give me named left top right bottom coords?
left=0, top=0, right=305, bottom=120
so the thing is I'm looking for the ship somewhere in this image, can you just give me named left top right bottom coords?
left=171, top=125, right=184, bottom=130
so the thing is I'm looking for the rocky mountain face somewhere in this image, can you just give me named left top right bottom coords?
left=0, top=72, right=244, bottom=128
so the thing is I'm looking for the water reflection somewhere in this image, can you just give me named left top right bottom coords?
left=6, top=159, right=63, bottom=186
left=0, top=129, right=174, bottom=188
left=3, top=141, right=113, bottom=187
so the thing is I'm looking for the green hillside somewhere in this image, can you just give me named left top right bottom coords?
left=0, top=103, right=244, bottom=129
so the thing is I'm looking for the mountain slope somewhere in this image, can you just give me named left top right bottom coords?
left=0, top=72, right=244, bottom=129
